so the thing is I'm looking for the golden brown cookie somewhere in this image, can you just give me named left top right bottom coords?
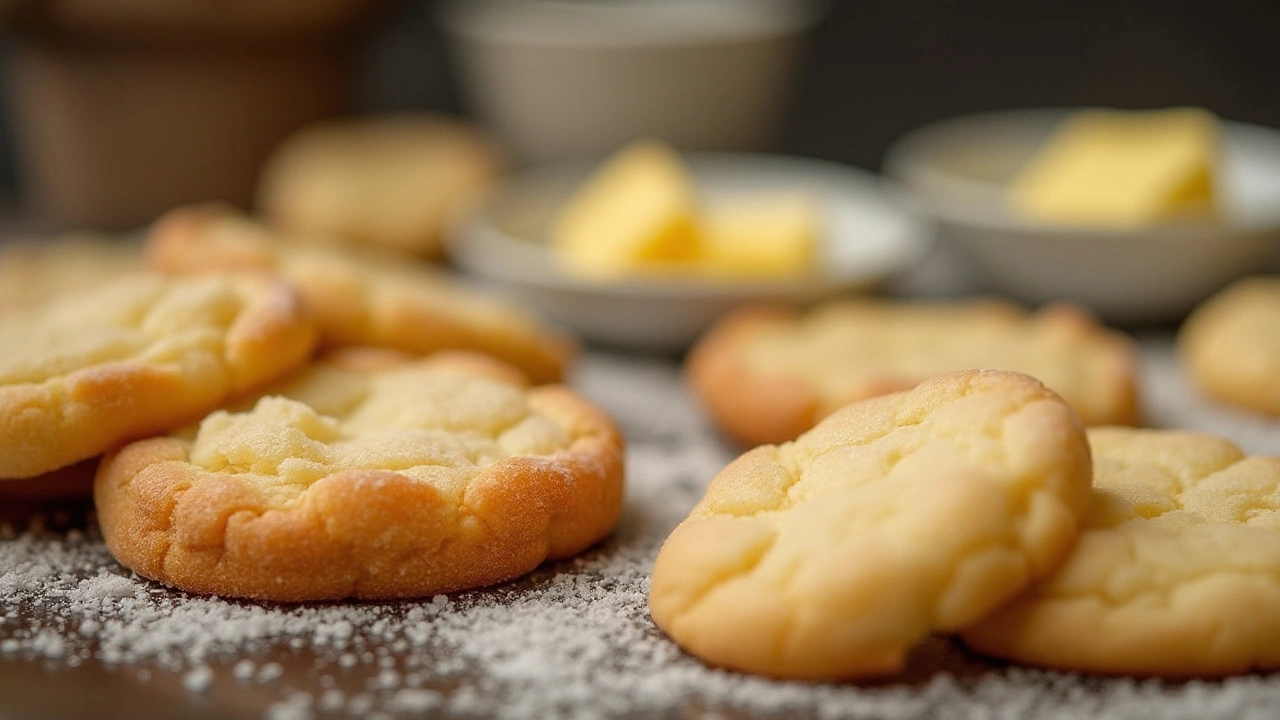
left=964, top=427, right=1280, bottom=677
left=95, top=349, right=624, bottom=602
left=649, top=370, right=1092, bottom=679
left=688, top=299, right=1139, bottom=446
left=146, top=203, right=574, bottom=385
left=0, top=272, right=316, bottom=479
left=0, top=235, right=142, bottom=313
left=257, top=114, right=503, bottom=259
left=1179, top=276, right=1280, bottom=416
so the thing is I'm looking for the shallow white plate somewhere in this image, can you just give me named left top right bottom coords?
left=884, top=109, right=1280, bottom=324
left=447, top=154, right=930, bottom=352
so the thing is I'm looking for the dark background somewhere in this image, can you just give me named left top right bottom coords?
left=0, top=0, right=1276, bottom=202
left=360, top=0, right=1280, bottom=170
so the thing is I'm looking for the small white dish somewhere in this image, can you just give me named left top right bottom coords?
left=436, top=0, right=823, bottom=163
left=884, top=109, right=1280, bottom=324
left=447, top=153, right=930, bottom=352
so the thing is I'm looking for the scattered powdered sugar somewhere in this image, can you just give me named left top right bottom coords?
left=4, top=348, right=1280, bottom=719
left=384, top=688, right=443, bottom=714
left=264, top=693, right=315, bottom=720
left=257, top=662, right=285, bottom=683
left=76, top=572, right=142, bottom=601
left=182, top=665, right=214, bottom=694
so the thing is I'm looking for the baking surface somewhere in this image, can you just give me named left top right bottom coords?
left=3, top=338, right=1280, bottom=720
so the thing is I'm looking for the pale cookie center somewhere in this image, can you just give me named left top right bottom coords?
left=1085, top=429, right=1280, bottom=529
left=0, top=278, right=241, bottom=386
left=1095, top=457, right=1280, bottom=530
left=188, top=372, right=572, bottom=502
left=1024, top=431, right=1280, bottom=610
left=743, top=309, right=1113, bottom=405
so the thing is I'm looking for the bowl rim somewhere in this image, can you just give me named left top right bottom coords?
left=447, top=151, right=931, bottom=300
left=436, top=0, right=828, bottom=50
left=882, top=106, right=1280, bottom=239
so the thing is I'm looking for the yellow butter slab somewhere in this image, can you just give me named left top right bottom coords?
left=698, top=193, right=817, bottom=278
left=550, top=141, right=698, bottom=279
left=1010, top=108, right=1218, bottom=227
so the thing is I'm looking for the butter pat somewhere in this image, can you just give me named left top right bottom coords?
left=699, top=193, right=817, bottom=278
left=1010, top=108, right=1218, bottom=227
left=551, top=142, right=698, bottom=278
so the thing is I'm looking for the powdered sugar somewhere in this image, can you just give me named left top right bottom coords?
left=182, top=665, right=214, bottom=693
left=3, top=346, right=1280, bottom=719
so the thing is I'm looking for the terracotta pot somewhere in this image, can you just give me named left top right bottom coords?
left=1, top=0, right=387, bottom=230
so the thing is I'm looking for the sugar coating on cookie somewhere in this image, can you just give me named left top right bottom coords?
left=1179, top=276, right=1280, bottom=416
left=688, top=300, right=1140, bottom=447
left=257, top=114, right=503, bottom=259
left=0, top=273, right=316, bottom=480
left=649, top=370, right=1092, bottom=679
left=0, top=235, right=141, bottom=313
left=95, top=350, right=624, bottom=602
left=146, top=204, right=574, bottom=384
left=964, top=427, right=1280, bottom=676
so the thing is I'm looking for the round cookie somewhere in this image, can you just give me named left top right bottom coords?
left=688, top=299, right=1140, bottom=447
left=0, top=273, right=316, bottom=480
left=95, top=349, right=625, bottom=602
left=1179, top=276, right=1280, bottom=416
left=649, top=369, right=1093, bottom=680
left=0, top=235, right=142, bottom=314
left=963, top=427, right=1280, bottom=677
left=257, top=114, right=503, bottom=259
left=147, top=203, right=574, bottom=385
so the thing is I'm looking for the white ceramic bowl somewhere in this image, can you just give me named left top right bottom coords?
left=884, top=109, right=1280, bottom=324
left=447, top=153, right=930, bottom=352
left=436, top=0, right=822, bottom=163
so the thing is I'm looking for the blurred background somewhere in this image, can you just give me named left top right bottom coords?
left=361, top=0, right=1280, bottom=168
left=0, top=0, right=1276, bottom=227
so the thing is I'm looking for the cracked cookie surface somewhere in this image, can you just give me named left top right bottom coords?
left=688, top=300, right=1138, bottom=446
left=649, top=370, right=1092, bottom=679
left=963, top=426, right=1280, bottom=676
left=95, top=349, right=624, bottom=601
left=0, top=273, right=316, bottom=479
left=146, top=203, right=574, bottom=385
left=1179, top=276, right=1280, bottom=416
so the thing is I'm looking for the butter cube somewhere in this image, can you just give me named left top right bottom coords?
left=1009, top=108, right=1218, bottom=227
left=551, top=141, right=698, bottom=279
left=699, top=193, right=817, bottom=278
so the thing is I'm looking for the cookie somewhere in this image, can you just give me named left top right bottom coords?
left=0, top=235, right=141, bottom=313
left=257, top=114, right=503, bottom=259
left=95, top=349, right=625, bottom=601
left=649, top=370, right=1092, bottom=679
left=0, top=459, right=96, bottom=501
left=0, top=273, right=316, bottom=479
left=688, top=299, right=1139, bottom=446
left=964, top=427, right=1280, bottom=676
left=1179, top=276, right=1280, bottom=416
left=146, top=203, right=573, bottom=385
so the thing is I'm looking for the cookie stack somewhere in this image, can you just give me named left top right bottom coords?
left=0, top=205, right=625, bottom=602
left=651, top=291, right=1280, bottom=679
